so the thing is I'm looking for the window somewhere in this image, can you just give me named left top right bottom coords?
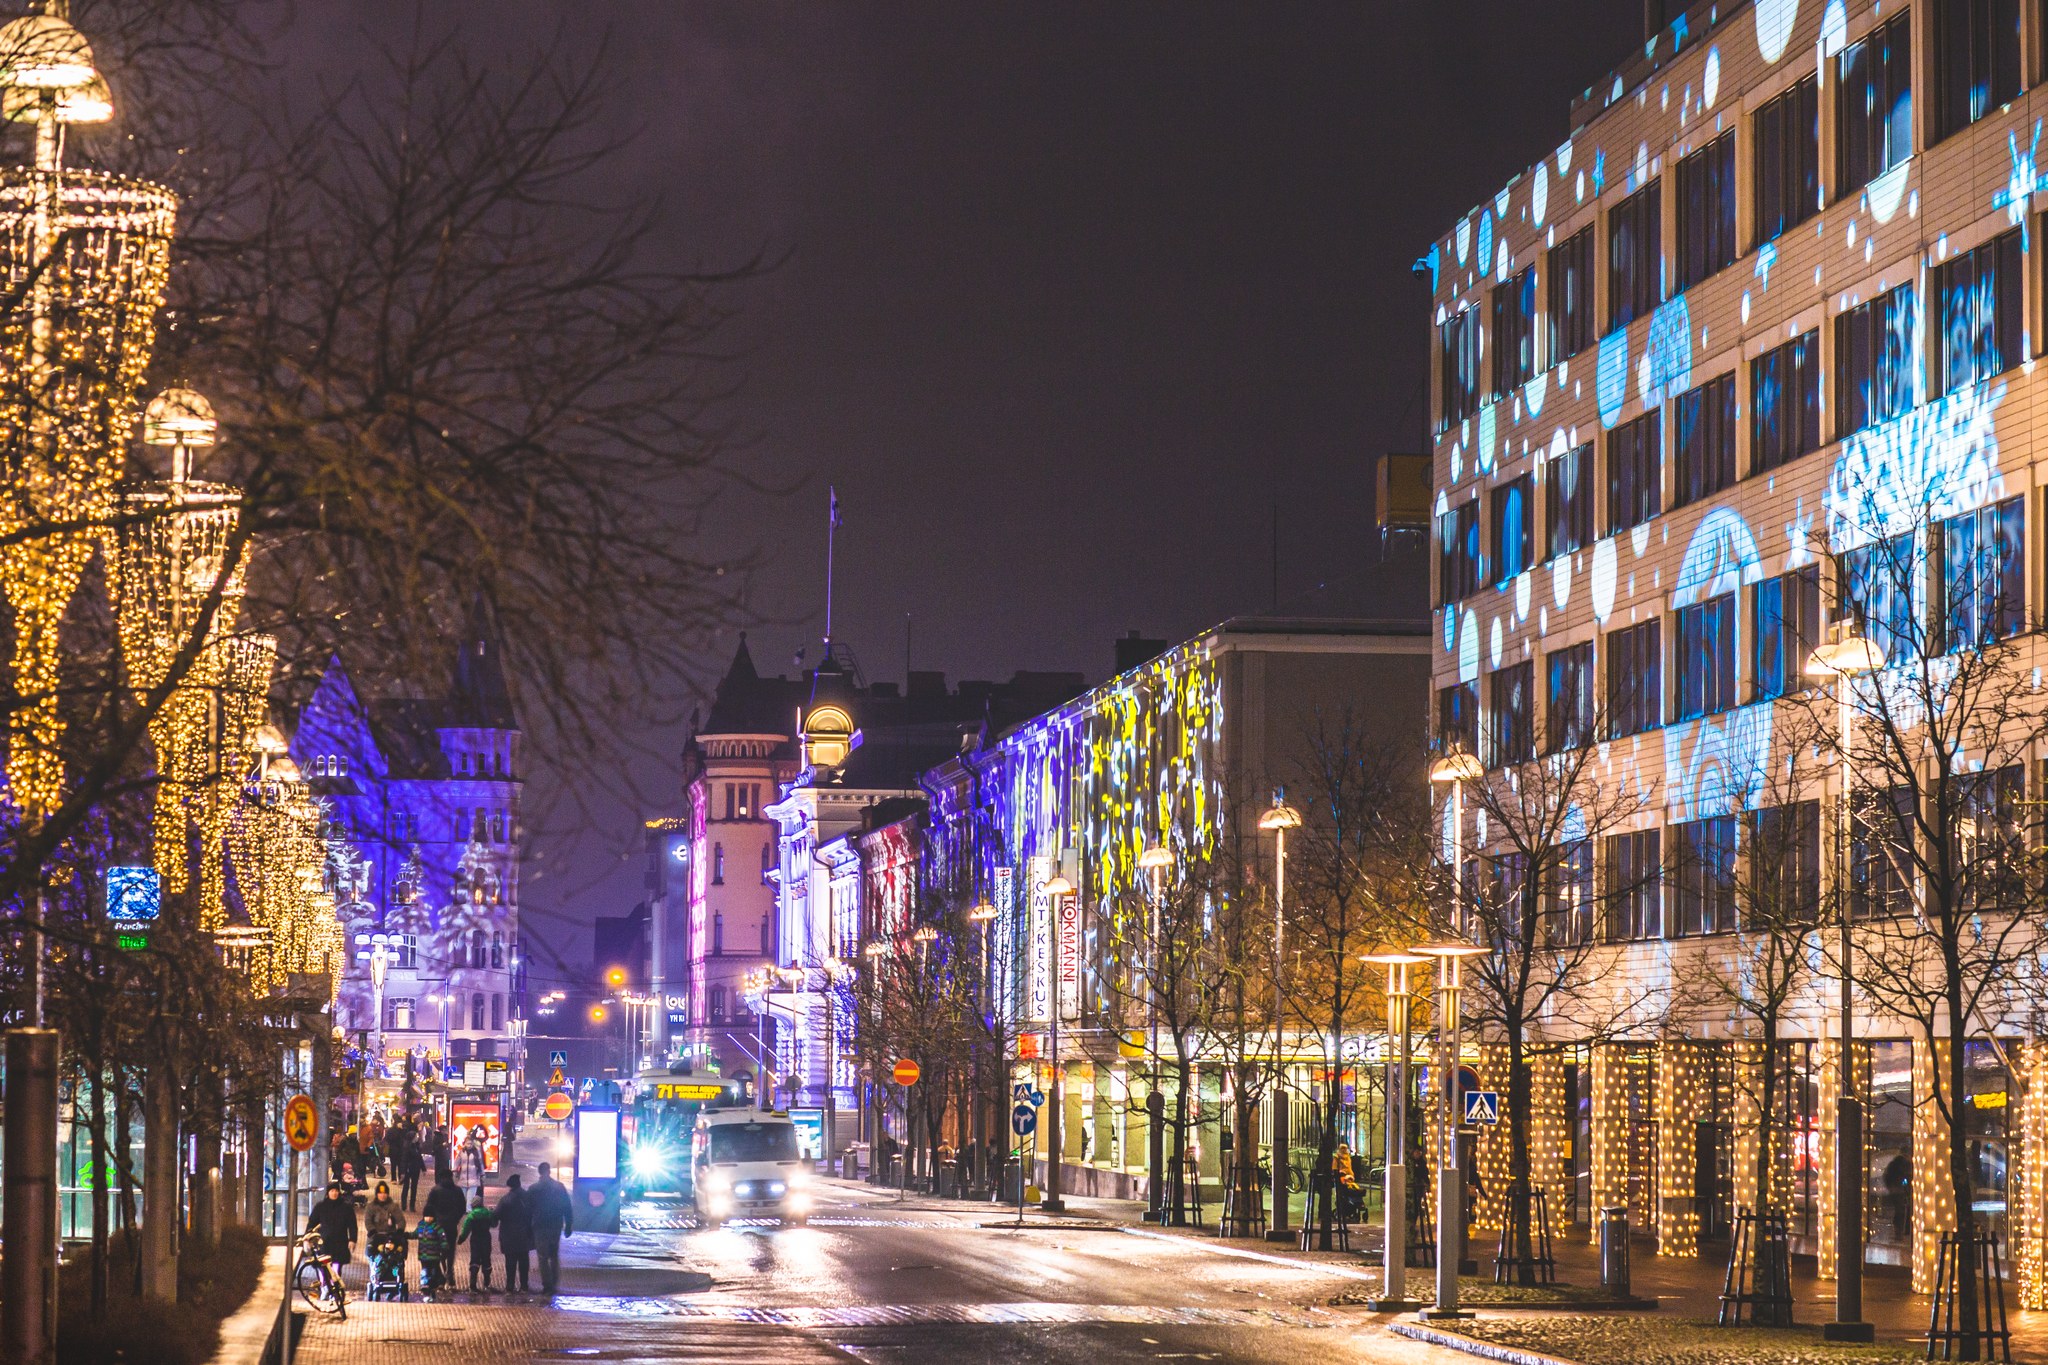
left=1488, top=661, right=1534, bottom=767
left=389, top=998, right=416, bottom=1030
left=490, top=932, right=504, bottom=968
left=1753, top=565, right=1822, bottom=701
left=712, top=911, right=724, bottom=954
left=1676, top=134, right=1736, bottom=291
left=737, top=784, right=753, bottom=818
left=1492, top=475, right=1534, bottom=583
left=1750, top=801, right=1822, bottom=924
left=1544, top=841, right=1595, bottom=946
left=1494, top=268, right=1538, bottom=396
left=1837, top=12, right=1913, bottom=198
left=1932, top=0, right=2020, bottom=142
left=1836, top=283, right=1918, bottom=436
left=1546, top=643, right=1596, bottom=753
left=1754, top=74, right=1820, bottom=243
left=1441, top=306, right=1482, bottom=427
left=1608, top=410, right=1661, bottom=535
left=761, top=841, right=775, bottom=884
left=1548, top=226, right=1596, bottom=362
left=1751, top=331, right=1821, bottom=473
left=471, top=809, right=486, bottom=842
left=1673, top=373, right=1735, bottom=508
left=709, top=985, right=726, bottom=1021
left=1438, top=498, right=1483, bottom=603
left=712, top=842, right=725, bottom=885
left=1607, top=180, right=1662, bottom=330
left=396, top=933, right=417, bottom=969
left=1851, top=785, right=1916, bottom=918
left=1605, top=829, right=1663, bottom=940
left=490, top=993, right=503, bottom=1030
left=1840, top=533, right=1920, bottom=661
left=1487, top=853, right=1531, bottom=939
left=489, top=812, right=503, bottom=842
left=1670, top=816, right=1736, bottom=936
left=1437, top=682, right=1480, bottom=757
left=1958, top=765, right=2026, bottom=909
left=1940, top=495, right=2025, bottom=650
left=1607, top=619, right=1662, bottom=738
left=470, top=928, right=485, bottom=969
left=724, top=784, right=736, bottom=820
left=1934, top=229, right=2022, bottom=395
left=1675, top=593, right=1737, bottom=720
left=1546, top=443, right=1594, bottom=560
left=760, top=915, right=773, bottom=955
left=470, top=993, right=486, bottom=1030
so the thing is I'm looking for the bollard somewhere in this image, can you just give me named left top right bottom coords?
left=1599, top=1206, right=1631, bottom=1299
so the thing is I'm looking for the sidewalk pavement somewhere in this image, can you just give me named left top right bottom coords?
left=204, top=1243, right=287, bottom=1365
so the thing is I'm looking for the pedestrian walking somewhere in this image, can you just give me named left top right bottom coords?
left=529, top=1160, right=574, bottom=1293
left=423, top=1166, right=468, bottom=1245
left=431, top=1124, right=452, bottom=1181
left=304, top=1181, right=358, bottom=1268
left=460, top=1193, right=497, bottom=1291
left=364, top=1181, right=405, bottom=1243
left=496, top=1173, right=533, bottom=1292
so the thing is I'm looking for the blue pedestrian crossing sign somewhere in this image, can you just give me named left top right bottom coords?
left=1011, top=1082, right=1044, bottom=1107
left=1011, top=1104, right=1037, bottom=1136
left=550, top=1050, right=568, bottom=1069
left=1464, top=1089, right=1501, bottom=1125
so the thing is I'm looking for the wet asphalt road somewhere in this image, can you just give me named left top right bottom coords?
left=297, top=1179, right=1438, bottom=1364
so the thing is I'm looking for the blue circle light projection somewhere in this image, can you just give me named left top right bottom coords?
left=1755, top=0, right=1798, bottom=62
left=1639, top=295, right=1694, bottom=408
left=1477, top=211, right=1494, bottom=281
left=1670, top=507, right=1764, bottom=609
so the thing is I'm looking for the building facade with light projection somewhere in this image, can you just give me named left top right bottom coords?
left=922, top=617, right=1427, bottom=1200
left=1425, top=0, right=2048, bottom=1293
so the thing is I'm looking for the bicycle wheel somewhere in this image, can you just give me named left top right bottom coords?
left=296, top=1260, right=345, bottom=1315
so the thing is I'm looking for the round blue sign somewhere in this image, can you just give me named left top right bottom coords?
left=1011, top=1103, right=1037, bottom=1136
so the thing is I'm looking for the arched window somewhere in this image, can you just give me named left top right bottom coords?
left=490, top=812, right=504, bottom=842
left=490, top=932, right=504, bottom=968
left=470, top=928, right=485, bottom=968
left=490, top=993, right=503, bottom=1030
left=470, top=993, right=485, bottom=1030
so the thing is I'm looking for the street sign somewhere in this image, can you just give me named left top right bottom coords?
left=544, top=1091, right=574, bottom=1122
left=1464, top=1089, right=1501, bottom=1125
left=549, top=1066, right=567, bottom=1087
left=550, top=1049, right=568, bottom=1069
left=1011, top=1103, right=1037, bottom=1136
left=892, top=1058, right=921, bottom=1086
left=105, top=866, right=161, bottom=923
left=284, top=1094, right=318, bottom=1152
left=1012, top=1083, right=1032, bottom=1103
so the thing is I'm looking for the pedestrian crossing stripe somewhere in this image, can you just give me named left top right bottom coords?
left=556, top=1298, right=1333, bottom=1329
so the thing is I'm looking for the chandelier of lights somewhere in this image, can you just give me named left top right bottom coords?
left=0, top=11, right=176, bottom=819
left=195, top=630, right=274, bottom=932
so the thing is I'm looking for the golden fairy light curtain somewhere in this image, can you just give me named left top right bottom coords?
left=0, top=168, right=175, bottom=816
left=197, top=631, right=272, bottom=931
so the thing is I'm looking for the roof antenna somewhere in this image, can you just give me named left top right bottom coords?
left=824, top=485, right=841, bottom=649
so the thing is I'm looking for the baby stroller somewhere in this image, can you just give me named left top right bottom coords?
left=415, top=1216, right=453, bottom=1300
left=366, top=1230, right=410, bottom=1302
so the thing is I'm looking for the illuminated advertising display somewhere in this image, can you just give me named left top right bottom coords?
left=575, top=1106, right=620, bottom=1181
left=1026, top=856, right=1052, bottom=1024
left=1057, top=884, right=1080, bottom=1022
left=449, top=1100, right=502, bottom=1172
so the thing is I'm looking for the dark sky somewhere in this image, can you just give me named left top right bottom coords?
left=279, top=1, right=1646, bottom=973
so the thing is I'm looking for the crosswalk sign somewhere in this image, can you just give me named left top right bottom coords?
left=550, top=1050, right=568, bottom=1069
left=1464, top=1089, right=1501, bottom=1125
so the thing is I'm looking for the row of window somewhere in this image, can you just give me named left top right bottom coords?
left=1479, top=766, right=2024, bottom=947
left=1438, top=231, right=2023, bottom=605
left=701, top=908, right=775, bottom=956
left=1441, top=0, right=2028, bottom=428
left=385, top=991, right=510, bottom=1032
left=1440, top=497, right=2027, bottom=764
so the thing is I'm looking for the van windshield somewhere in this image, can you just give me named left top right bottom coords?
left=708, top=1123, right=799, bottom=1163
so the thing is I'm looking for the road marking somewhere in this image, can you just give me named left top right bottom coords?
left=556, top=1298, right=1333, bottom=1329
left=1113, top=1226, right=1384, bottom=1283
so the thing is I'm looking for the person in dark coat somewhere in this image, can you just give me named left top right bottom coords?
left=529, top=1161, right=574, bottom=1293
left=422, top=1167, right=467, bottom=1241
left=495, top=1173, right=534, bottom=1292
left=459, top=1193, right=497, bottom=1291
left=392, top=1125, right=425, bottom=1210
left=430, top=1125, right=452, bottom=1181
left=304, top=1182, right=358, bottom=1266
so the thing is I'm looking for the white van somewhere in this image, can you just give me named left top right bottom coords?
left=692, top=1109, right=812, bottom=1227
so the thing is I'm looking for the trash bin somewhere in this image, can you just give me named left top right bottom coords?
left=1598, top=1206, right=1631, bottom=1298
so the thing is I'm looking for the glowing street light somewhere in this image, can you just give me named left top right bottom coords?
left=1363, top=950, right=1430, bottom=1310
left=1042, top=873, right=1076, bottom=1214
left=1258, top=791, right=1301, bottom=1241
left=1413, top=939, right=1489, bottom=1321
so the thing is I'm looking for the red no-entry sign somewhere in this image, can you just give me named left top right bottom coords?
left=892, top=1058, right=921, bottom=1087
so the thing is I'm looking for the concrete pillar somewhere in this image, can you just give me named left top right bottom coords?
left=141, top=1068, right=180, bottom=1302
left=2, top=1030, right=60, bottom=1365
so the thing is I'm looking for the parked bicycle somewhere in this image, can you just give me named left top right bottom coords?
left=294, top=1230, right=349, bottom=1318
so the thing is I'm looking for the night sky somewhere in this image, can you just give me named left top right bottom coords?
left=281, top=1, right=1646, bottom=977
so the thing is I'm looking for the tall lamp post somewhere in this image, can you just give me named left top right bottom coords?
left=1258, top=793, right=1301, bottom=1243
left=821, top=956, right=852, bottom=1168
left=1806, top=620, right=1882, bottom=1344
left=1042, top=874, right=1076, bottom=1214
left=1430, top=750, right=1484, bottom=933
left=1136, top=844, right=1173, bottom=1222
left=1364, top=950, right=1430, bottom=1311
left=1414, top=938, right=1488, bottom=1320
left=353, top=934, right=393, bottom=1123
left=862, top=940, right=889, bottom=1180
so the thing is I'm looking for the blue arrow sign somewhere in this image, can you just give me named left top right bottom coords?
left=1011, top=1104, right=1037, bottom=1136
left=1464, top=1089, right=1500, bottom=1125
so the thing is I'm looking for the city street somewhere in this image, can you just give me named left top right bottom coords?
left=290, top=1180, right=1426, bottom=1365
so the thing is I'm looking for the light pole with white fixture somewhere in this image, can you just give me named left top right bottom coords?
left=1414, top=938, right=1488, bottom=1320
left=1364, top=950, right=1429, bottom=1310
left=1258, top=793, right=1302, bottom=1242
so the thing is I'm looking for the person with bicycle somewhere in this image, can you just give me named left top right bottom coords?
left=305, top=1181, right=358, bottom=1271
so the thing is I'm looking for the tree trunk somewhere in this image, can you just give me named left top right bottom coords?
left=140, top=1066, right=180, bottom=1303
left=1314, top=1002, right=1342, bottom=1250
left=115, top=1070, right=140, bottom=1292
left=1756, top=1025, right=1778, bottom=1217
left=190, top=1101, right=221, bottom=1251
left=1232, top=1062, right=1260, bottom=1236
left=1946, top=991, right=1981, bottom=1360
left=1507, top=1019, right=1536, bottom=1284
left=242, top=1094, right=269, bottom=1231
left=89, top=1064, right=109, bottom=1316
left=1173, top=1044, right=1193, bottom=1225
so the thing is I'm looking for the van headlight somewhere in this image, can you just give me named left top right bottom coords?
left=701, top=1168, right=731, bottom=1194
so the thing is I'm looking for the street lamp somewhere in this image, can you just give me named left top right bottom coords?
left=822, top=956, right=852, bottom=1168
left=1806, top=620, right=1882, bottom=1344
left=1413, top=938, right=1488, bottom=1321
left=862, top=939, right=888, bottom=1173
left=1364, top=950, right=1430, bottom=1311
left=354, top=933, right=393, bottom=1126
left=1136, top=843, right=1174, bottom=1223
left=1042, top=873, right=1076, bottom=1214
left=1258, top=792, right=1301, bottom=1242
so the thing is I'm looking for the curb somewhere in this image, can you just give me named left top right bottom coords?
left=1115, top=1224, right=1383, bottom=1283
left=1392, top=1322, right=1591, bottom=1365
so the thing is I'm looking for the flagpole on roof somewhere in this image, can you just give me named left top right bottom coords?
left=825, top=485, right=841, bottom=648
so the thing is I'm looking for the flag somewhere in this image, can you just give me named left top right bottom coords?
left=829, top=486, right=842, bottom=528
